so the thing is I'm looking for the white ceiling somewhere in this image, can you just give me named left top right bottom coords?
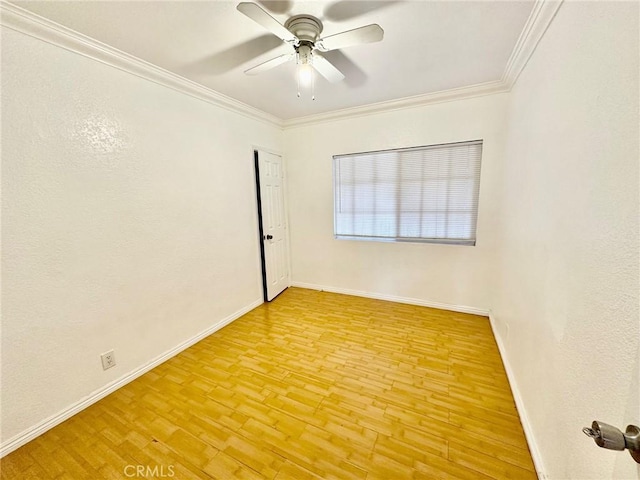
left=14, top=0, right=535, bottom=120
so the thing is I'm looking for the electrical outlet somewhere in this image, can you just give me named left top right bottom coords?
left=101, top=350, right=116, bottom=370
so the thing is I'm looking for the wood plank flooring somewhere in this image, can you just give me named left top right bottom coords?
left=1, top=287, right=536, bottom=479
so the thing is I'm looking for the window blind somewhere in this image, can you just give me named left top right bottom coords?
left=333, top=140, right=483, bottom=245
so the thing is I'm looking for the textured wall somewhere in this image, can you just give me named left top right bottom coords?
left=1, top=27, right=282, bottom=443
left=284, top=94, right=508, bottom=312
left=493, top=2, right=639, bottom=478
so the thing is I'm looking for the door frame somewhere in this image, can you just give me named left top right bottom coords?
left=252, top=147, right=291, bottom=302
left=254, top=150, right=268, bottom=302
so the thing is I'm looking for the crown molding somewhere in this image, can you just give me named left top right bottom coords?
left=0, top=2, right=283, bottom=128
left=283, top=0, right=563, bottom=129
left=1, top=0, right=562, bottom=130
left=502, top=0, right=564, bottom=88
left=283, top=80, right=509, bottom=128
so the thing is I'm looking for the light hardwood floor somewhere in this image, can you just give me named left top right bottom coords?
left=1, top=288, right=536, bottom=479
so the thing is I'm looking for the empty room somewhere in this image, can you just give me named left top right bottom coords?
left=1, top=0, right=638, bottom=479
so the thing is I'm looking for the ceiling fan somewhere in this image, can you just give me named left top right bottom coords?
left=236, top=2, right=384, bottom=87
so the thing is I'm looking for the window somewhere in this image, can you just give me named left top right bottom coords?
left=333, top=140, right=483, bottom=245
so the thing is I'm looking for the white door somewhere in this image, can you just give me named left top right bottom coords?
left=256, top=150, right=289, bottom=301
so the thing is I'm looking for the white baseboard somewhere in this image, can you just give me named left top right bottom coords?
left=489, top=313, right=547, bottom=480
left=0, top=298, right=263, bottom=458
left=290, top=282, right=489, bottom=316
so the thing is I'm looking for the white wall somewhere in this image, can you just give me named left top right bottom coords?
left=284, top=94, right=509, bottom=312
left=1, top=27, right=282, bottom=447
left=493, top=2, right=639, bottom=479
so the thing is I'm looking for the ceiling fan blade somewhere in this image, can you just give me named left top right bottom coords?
left=316, top=24, right=384, bottom=52
left=237, top=2, right=298, bottom=44
left=244, top=53, right=294, bottom=75
left=312, top=54, right=345, bottom=83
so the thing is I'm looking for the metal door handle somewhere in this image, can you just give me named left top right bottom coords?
left=583, top=421, right=640, bottom=463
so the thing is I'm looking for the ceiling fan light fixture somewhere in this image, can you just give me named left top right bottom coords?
left=297, top=62, right=314, bottom=87
left=296, top=43, right=315, bottom=99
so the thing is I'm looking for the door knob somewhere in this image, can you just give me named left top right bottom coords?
left=583, top=420, right=640, bottom=463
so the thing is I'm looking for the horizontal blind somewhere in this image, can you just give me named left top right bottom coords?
left=333, top=140, right=483, bottom=245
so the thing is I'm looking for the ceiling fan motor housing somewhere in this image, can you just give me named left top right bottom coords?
left=285, top=15, right=322, bottom=65
left=285, top=15, right=323, bottom=43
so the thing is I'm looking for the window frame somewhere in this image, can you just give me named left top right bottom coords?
left=332, top=139, right=483, bottom=246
